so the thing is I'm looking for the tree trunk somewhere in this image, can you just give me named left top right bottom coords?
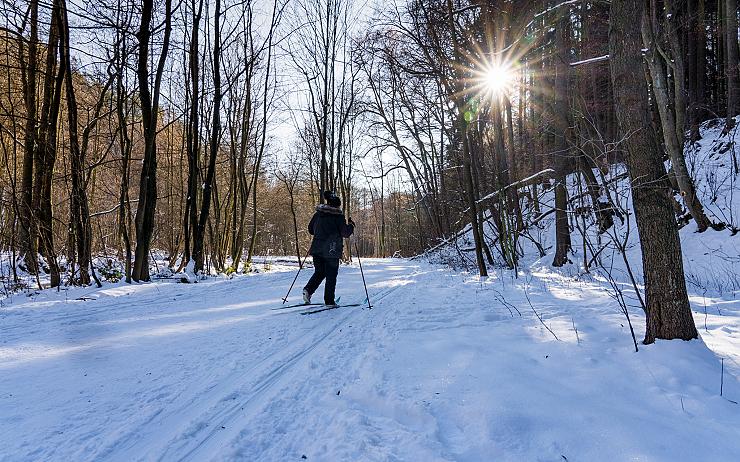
left=182, top=0, right=203, bottom=269
left=696, top=0, right=707, bottom=127
left=247, top=0, right=279, bottom=264
left=113, top=1, right=133, bottom=283
left=505, top=96, right=524, bottom=232
left=461, top=119, right=488, bottom=277
left=687, top=0, right=699, bottom=137
left=642, top=8, right=712, bottom=232
left=289, top=192, right=301, bottom=267
left=60, top=0, right=92, bottom=285
left=116, top=68, right=132, bottom=283
left=132, top=0, right=172, bottom=281
left=609, top=0, right=698, bottom=343
left=192, top=0, right=221, bottom=274
left=726, top=0, right=740, bottom=126
left=552, top=14, right=572, bottom=267
left=444, top=0, right=486, bottom=276
left=33, top=0, right=64, bottom=287
left=18, top=0, right=39, bottom=274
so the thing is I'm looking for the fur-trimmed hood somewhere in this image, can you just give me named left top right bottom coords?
left=316, top=204, right=344, bottom=215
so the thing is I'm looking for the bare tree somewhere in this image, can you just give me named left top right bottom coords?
left=132, top=0, right=173, bottom=281
left=609, top=0, right=698, bottom=343
left=642, top=1, right=713, bottom=232
left=275, top=150, right=305, bottom=265
left=191, top=0, right=224, bottom=273
left=725, top=0, right=740, bottom=128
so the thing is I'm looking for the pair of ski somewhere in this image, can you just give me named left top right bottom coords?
left=273, top=297, right=367, bottom=315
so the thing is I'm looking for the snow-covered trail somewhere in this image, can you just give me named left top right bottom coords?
left=0, top=260, right=413, bottom=461
left=2, top=259, right=740, bottom=461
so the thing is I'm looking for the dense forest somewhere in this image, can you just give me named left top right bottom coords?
left=0, top=0, right=739, bottom=341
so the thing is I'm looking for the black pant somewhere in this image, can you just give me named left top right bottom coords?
left=304, top=256, right=340, bottom=304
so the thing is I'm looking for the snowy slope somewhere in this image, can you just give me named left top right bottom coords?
left=2, top=257, right=740, bottom=461
left=431, top=117, right=740, bottom=289
left=430, top=117, right=740, bottom=354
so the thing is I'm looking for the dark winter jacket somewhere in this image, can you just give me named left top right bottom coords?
left=308, top=204, right=354, bottom=258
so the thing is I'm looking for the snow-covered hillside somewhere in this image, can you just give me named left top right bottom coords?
left=432, top=118, right=740, bottom=294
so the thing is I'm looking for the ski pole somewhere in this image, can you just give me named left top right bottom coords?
left=282, top=250, right=311, bottom=304
left=354, top=240, right=372, bottom=309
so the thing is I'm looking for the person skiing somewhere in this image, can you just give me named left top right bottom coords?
left=303, top=191, right=355, bottom=306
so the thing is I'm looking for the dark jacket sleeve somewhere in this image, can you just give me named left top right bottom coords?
left=308, top=213, right=317, bottom=235
left=340, top=220, right=354, bottom=238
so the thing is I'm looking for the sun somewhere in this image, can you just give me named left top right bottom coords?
left=481, top=62, right=515, bottom=96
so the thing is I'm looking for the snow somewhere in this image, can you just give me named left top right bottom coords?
left=569, top=54, right=610, bottom=67
left=2, top=118, right=740, bottom=460
left=2, top=256, right=740, bottom=461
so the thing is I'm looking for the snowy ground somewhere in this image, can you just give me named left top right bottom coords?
left=2, top=257, right=740, bottom=461
left=2, top=119, right=739, bottom=461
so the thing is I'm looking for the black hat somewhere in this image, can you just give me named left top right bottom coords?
left=324, top=190, right=341, bottom=208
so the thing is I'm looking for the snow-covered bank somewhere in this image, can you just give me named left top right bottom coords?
left=2, top=258, right=739, bottom=461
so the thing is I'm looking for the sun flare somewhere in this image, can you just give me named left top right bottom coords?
left=482, top=63, right=515, bottom=95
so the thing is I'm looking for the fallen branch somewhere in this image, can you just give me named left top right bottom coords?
left=524, top=277, right=561, bottom=341
left=476, top=169, right=555, bottom=205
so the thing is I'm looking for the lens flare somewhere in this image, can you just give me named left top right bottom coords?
left=482, top=63, right=515, bottom=95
